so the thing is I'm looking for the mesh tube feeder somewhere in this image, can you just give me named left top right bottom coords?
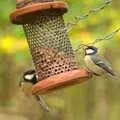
left=10, top=0, right=89, bottom=94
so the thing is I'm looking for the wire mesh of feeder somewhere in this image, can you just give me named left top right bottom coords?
left=23, top=12, right=78, bottom=80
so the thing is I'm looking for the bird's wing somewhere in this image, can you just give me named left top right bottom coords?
left=35, top=95, right=51, bottom=112
left=91, top=55, right=115, bottom=76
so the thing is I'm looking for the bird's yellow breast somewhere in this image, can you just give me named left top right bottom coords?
left=84, top=55, right=105, bottom=75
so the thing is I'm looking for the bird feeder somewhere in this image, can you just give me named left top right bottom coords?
left=10, top=0, right=89, bottom=95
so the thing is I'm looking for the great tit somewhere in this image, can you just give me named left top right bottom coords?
left=84, top=46, right=115, bottom=76
left=19, top=70, right=50, bottom=112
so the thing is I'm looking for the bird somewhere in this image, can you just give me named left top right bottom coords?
left=84, top=45, right=116, bottom=77
left=19, top=69, right=51, bottom=112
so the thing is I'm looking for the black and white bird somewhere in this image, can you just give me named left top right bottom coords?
left=19, top=70, right=50, bottom=112
left=84, top=46, right=116, bottom=77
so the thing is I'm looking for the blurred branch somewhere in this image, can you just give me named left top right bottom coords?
left=66, top=0, right=112, bottom=32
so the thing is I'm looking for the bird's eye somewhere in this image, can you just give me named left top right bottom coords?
left=24, top=74, right=34, bottom=80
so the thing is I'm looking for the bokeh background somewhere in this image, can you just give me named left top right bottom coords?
left=0, top=0, right=120, bottom=120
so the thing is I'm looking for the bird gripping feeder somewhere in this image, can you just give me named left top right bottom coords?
left=10, top=0, right=89, bottom=94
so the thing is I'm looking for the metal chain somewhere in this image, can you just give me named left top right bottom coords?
left=66, top=0, right=112, bottom=32
left=91, top=27, right=120, bottom=45
left=75, top=27, right=120, bottom=52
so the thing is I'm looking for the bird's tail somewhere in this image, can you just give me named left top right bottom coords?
left=35, top=95, right=51, bottom=112
left=108, top=73, right=119, bottom=80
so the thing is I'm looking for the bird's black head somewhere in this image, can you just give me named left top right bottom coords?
left=23, top=70, right=37, bottom=84
left=85, top=46, right=98, bottom=55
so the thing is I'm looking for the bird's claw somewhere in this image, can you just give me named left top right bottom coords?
left=87, top=71, right=93, bottom=79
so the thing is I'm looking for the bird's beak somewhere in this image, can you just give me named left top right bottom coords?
left=83, top=45, right=89, bottom=49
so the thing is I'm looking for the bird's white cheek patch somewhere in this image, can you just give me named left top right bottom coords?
left=86, top=49, right=95, bottom=54
left=25, top=74, right=34, bottom=80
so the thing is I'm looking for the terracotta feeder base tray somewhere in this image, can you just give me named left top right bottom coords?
left=32, top=68, right=89, bottom=95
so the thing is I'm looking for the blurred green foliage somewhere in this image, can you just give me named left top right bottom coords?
left=0, top=0, right=120, bottom=120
